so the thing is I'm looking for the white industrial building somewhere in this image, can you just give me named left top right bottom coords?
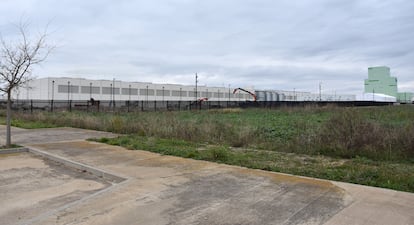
left=356, top=93, right=397, bottom=102
left=255, top=90, right=356, bottom=102
left=10, top=77, right=374, bottom=103
left=12, top=77, right=255, bottom=101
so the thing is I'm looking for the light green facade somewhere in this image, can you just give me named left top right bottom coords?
left=364, top=66, right=398, bottom=97
left=364, top=66, right=413, bottom=103
left=398, top=92, right=413, bottom=103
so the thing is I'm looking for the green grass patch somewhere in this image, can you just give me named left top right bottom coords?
left=0, top=116, right=59, bottom=129
left=11, top=119, right=59, bottom=129
left=0, top=144, right=22, bottom=149
left=92, top=135, right=414, bottom=193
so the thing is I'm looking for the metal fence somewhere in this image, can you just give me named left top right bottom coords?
left=0, top=99, right=394, bottom=113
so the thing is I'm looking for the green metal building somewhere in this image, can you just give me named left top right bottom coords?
left=398, top=92, right=414, bottom=103
left=364, top=66, right=413, bottom=103
left=364, top=66, right=398, bottom=97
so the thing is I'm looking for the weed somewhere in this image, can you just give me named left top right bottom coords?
left=0, top=144, right=22, bottom=149
left=5, top=106, right=414, bottom=191
left=209, top=146, right=230, bottom=161
left=90, top=135, right=414, bottom=192
left=4, top=105, right=414, bottom=162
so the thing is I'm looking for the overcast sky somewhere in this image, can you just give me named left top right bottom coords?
left=1, top=0, right=413, bottom=94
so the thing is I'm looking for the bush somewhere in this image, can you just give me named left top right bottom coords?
left=206, top=146, right=230, bottom=162
left=315, top=109, right=414, bottom=160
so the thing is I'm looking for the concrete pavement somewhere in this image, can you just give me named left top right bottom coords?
left=0, top=152, right=111, bottom=225
left=1, top=126, right=413, bottom=225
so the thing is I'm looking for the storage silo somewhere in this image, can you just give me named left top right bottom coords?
left=255, top=91, right=266, bottom=101
left=273, top=92, right=279, bottom=101
left=272, top=92, right=278, bottom=101
left=266, top=92, right=273, bottom=101
left=278, top=93, right=286, bottom=101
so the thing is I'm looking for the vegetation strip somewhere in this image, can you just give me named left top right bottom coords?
left=2, top=105, right=413, bottom=192
left=91, top=135, right=414, bottom=193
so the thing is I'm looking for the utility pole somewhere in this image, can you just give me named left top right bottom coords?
left=146, top=85, right=149, bottom=102
left=319, top=82, right=322, bottom=101
left=293, top=88, right=296, bottom=102
left=89, top=82, right=92, bottom=99
left=162, top=86, right=165, bottom=109
left=228, top=84, right=231, bottom=102
left=52, top=80, right=55, bottom=101
left=129, top=84, right=131, bottom=101
left=110, top=83, right=113, bottom=108
left=128, top=84, right=131, bottom=112
left=113, top=78, right=116, bottom=108
left=67, top=81, right=70, bottom=102
left=162, top=86, right=165, bottom=102
left=51, top=80, right=55, bottom=112
left=195, top=73, right=198, bottom=101
left=227, top=84, right=231, bottom=108
left=373, top=89, right=375, bottom=102
left=67, top=81, right=71, bottom=110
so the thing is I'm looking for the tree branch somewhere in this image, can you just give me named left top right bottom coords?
left=0, top=22, right=53, bottom=94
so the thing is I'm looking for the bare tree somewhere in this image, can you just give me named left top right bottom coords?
left=0, top=23, right=53, bottom=147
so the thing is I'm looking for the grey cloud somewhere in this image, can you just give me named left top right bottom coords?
left=1, top=0, right=413, bottom=94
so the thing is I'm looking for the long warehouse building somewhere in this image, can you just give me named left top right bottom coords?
left=12, top=77, right=255, bottom=102
left=11, top=77, right=358, bottom=102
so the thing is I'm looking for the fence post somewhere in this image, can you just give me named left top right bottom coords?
left=127, top=100, right=130, bottom=112
left=154, top=101, right=156, bottom=111
left=30, top=100, right=33, bottom=113
left=69, top=100, right=72, bottom=112
left=51, top=100, right=54, bottom=112
left=141, top=100, right=144, bottom=111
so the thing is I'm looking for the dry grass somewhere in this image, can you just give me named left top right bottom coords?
left=3, top=106, right=414, bottom=192
left=3, top=105, right=414, bottom=161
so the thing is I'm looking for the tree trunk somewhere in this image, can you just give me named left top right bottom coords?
left=6, top=91, right=11, bottom=147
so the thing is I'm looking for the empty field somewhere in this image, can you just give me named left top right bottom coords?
left=2, top=105, right=414, bottom=192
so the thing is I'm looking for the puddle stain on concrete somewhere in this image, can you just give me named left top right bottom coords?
left=0, top=152, right=111, bottom=225
left=161, top=172, right=347, bottom=225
